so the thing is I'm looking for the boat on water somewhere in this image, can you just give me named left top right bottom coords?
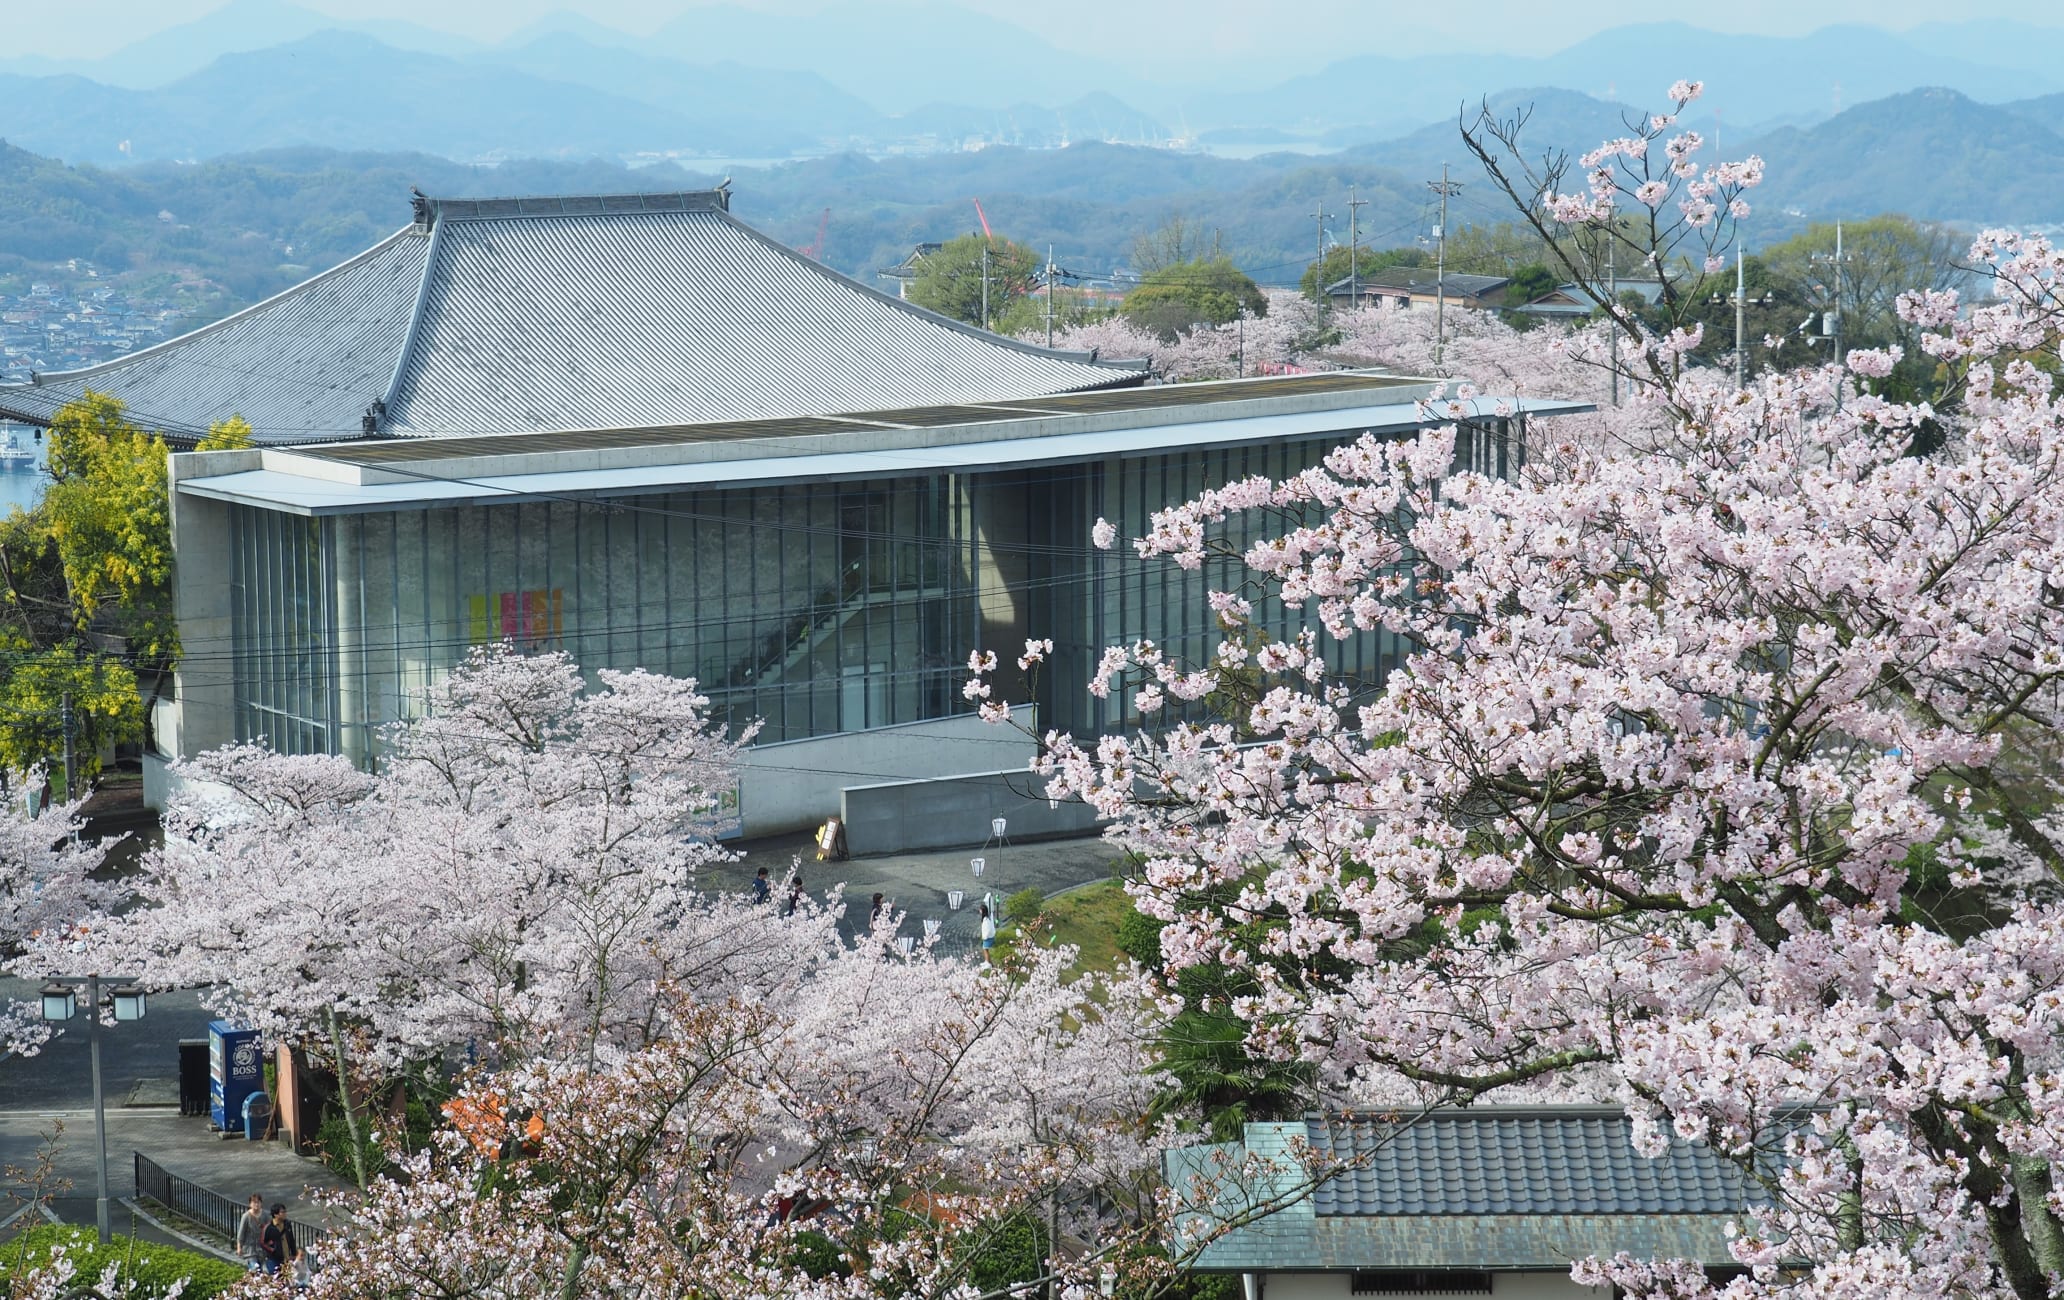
left=0, top=427, right=39, bottom=472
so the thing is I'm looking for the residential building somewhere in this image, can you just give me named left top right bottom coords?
left=1326, top=268, right=1514, bottom=312
left=1168, top=1109, right=1760, bottom=1299
left=878, top=241, right=944, bottom=300
left=1512, top=280, right=1668, bottom=320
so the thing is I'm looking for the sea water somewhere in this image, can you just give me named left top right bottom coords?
left=0, top=424, right=47, bottom=514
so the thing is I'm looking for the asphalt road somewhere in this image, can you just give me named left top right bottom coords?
left=0, top=980, right=216, bottom=1113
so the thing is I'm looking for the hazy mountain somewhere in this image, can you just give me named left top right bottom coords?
left=480, top=32, right=888, bottom=152
left=0, top=32, right=811, bottom=165
left=1747, top=87, right=2064, bottom=227
left=0, top=0, right=479, bottom=88
left=640, top=1, right=1140, bottom=114
left=1337, top=87, right=1643, bottom=183
left=1194, top=21, right=2063, bottom=137
left=5, top=85, right=2064, bottom=336
left=1895, top=21, right=2064, bottom=79
left=890, top=94, right=1169, bottom=149
left=1999, top=92, right=2064, bottom=135
left=496, top=10, right=644, bottom=51
left=0, top=26, right=1171, bottom=167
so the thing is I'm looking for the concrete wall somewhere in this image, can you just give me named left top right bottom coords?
left=143, top=751, right=241, bottom=813
left=1254, top=1272, right=1607, bottom=1300
left=737, top=706, right=1039, bottom=839
left=840, top=765, right=1101, bottom=856
left=165, top=449, right=262, bottom=759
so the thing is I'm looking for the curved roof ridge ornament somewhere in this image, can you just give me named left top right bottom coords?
left=376, top=194, right=452, bottom=436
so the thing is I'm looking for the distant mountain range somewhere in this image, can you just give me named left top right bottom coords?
left=4, top=78, right=2063, bottom=329
left=6, top=4, right=2064, bottom=166
left=0, top=26, right=1176, bottom=166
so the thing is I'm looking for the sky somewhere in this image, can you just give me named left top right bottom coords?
left=11, top=0, right=2051, bottom=67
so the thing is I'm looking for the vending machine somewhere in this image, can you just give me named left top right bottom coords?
left=208, top=1021, right=262, bottom=1133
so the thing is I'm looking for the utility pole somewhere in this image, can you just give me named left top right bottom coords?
left=1608, top=241, right=1620, bottom=407
left=1346, top=187, right=1368, bottom=306
left=980, top=245, right=991, bottom=332
left=1812, top=220, right=1848, bottom=364
left=60, top=691, right=76, bottom=800
left=1832, top=220, right=1844, bottom=365
left=1311, top=201, right=1332, bottom=296
left=1045, top=244, right=1056, bottom=347
left=1735, top=245, right=1747, bottom=390
left=1427, top=165, right=1464, bottom=364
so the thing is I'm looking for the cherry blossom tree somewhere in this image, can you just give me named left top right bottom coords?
left=39, top=644, right=779, bottom=1185
left=290, top=941, right=1181, bottom=1300
left=975, top=81, right=2064, bottom=1300
left=1037, top=290, right=1328, bottom=384
left=0, top=773, right=118, bottom=1061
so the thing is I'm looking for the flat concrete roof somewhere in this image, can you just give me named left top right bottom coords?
left=171, top=373, right=1586, bottom=516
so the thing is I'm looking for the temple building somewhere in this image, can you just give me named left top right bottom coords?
left=0, top=191, right=1580, bottom=837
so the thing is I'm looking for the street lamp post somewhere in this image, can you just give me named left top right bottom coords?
left=40, top=974, right=148, bottom=1245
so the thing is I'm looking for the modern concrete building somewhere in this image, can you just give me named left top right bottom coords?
left=1168, top=1110, right=1759, bottom=1299
left=0, top=189, right=1582, bottom=836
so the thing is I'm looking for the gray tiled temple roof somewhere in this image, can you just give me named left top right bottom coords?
left=0, top=229, right=428, bottom=443
left=1326, top=268, right=1513, bottom=299
left=1167, top=1109, right=1757, bottom=1273
left=1311, top=1108, right=1751, bottom=1216
left=0, top=190, right=1140, bottom=446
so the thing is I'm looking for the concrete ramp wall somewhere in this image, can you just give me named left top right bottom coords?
left=737, top=706, right=1039, bottom=838
left=841, top=767, right=1101, bottom=856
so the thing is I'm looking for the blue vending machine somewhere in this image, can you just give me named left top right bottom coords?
left=208, top=1021, right=262, bottom=1133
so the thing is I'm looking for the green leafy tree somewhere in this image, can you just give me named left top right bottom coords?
left=1504, top=261, right=1558, bottom=305
left=1117, top=899, right=1315, bottom=1141
left=1122, top=257, right=1266, bottom=339
left=37, top=392, right=177, bottom=664
left=0, top=398, right=245, bottom=784
left=906, top=233, right=1041, bottom=331
left=1440, top=221, right=1555, bottom=276
left=1759, top=215, right=1971, bottom=357
left=1299, top=245, right=1425, bottom=300
left=1130, top=214, right=1219, bottom=277
left=0, top=640, right=141, bottom=791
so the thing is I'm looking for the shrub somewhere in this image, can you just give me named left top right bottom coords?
left=1116, top=904, right=1167, bottom=969
left=1003, top=887, right=1045, bottom=927
left=962, top=1210, right=1047, bottom=1293
left=0, top=1223, right=245, bottom=1298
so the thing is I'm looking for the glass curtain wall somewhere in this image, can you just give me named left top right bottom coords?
left=228, top=504, right=338, bottom=754
left=230, top=476, right=968, bottom=760
left=226, top=421, right=1489, bottom=763
left=1005, top=426, right=1433, bottom=738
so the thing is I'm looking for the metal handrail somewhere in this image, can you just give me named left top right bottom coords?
left=131, top=1151, right=329, bottom=1249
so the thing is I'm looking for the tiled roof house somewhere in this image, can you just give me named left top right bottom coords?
left=1167, top=1109, right=1761, bottom=1299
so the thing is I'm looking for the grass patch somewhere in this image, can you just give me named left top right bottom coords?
left=0, top=1223, right=245, bottom=1298
left=1002, top=878, right=1132, bottom=975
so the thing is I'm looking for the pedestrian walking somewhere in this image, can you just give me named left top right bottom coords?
left=979, top=903, right=997, bottom=958
left=784, top=871, right=804, bottom=918
left=236, top=1194, right=267, bottom=1271
left=750, top=866, right=771, bottom=905
left=259, top=1203, right=299, bottom=1278
left=870, top=892, right=885, bottom=926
